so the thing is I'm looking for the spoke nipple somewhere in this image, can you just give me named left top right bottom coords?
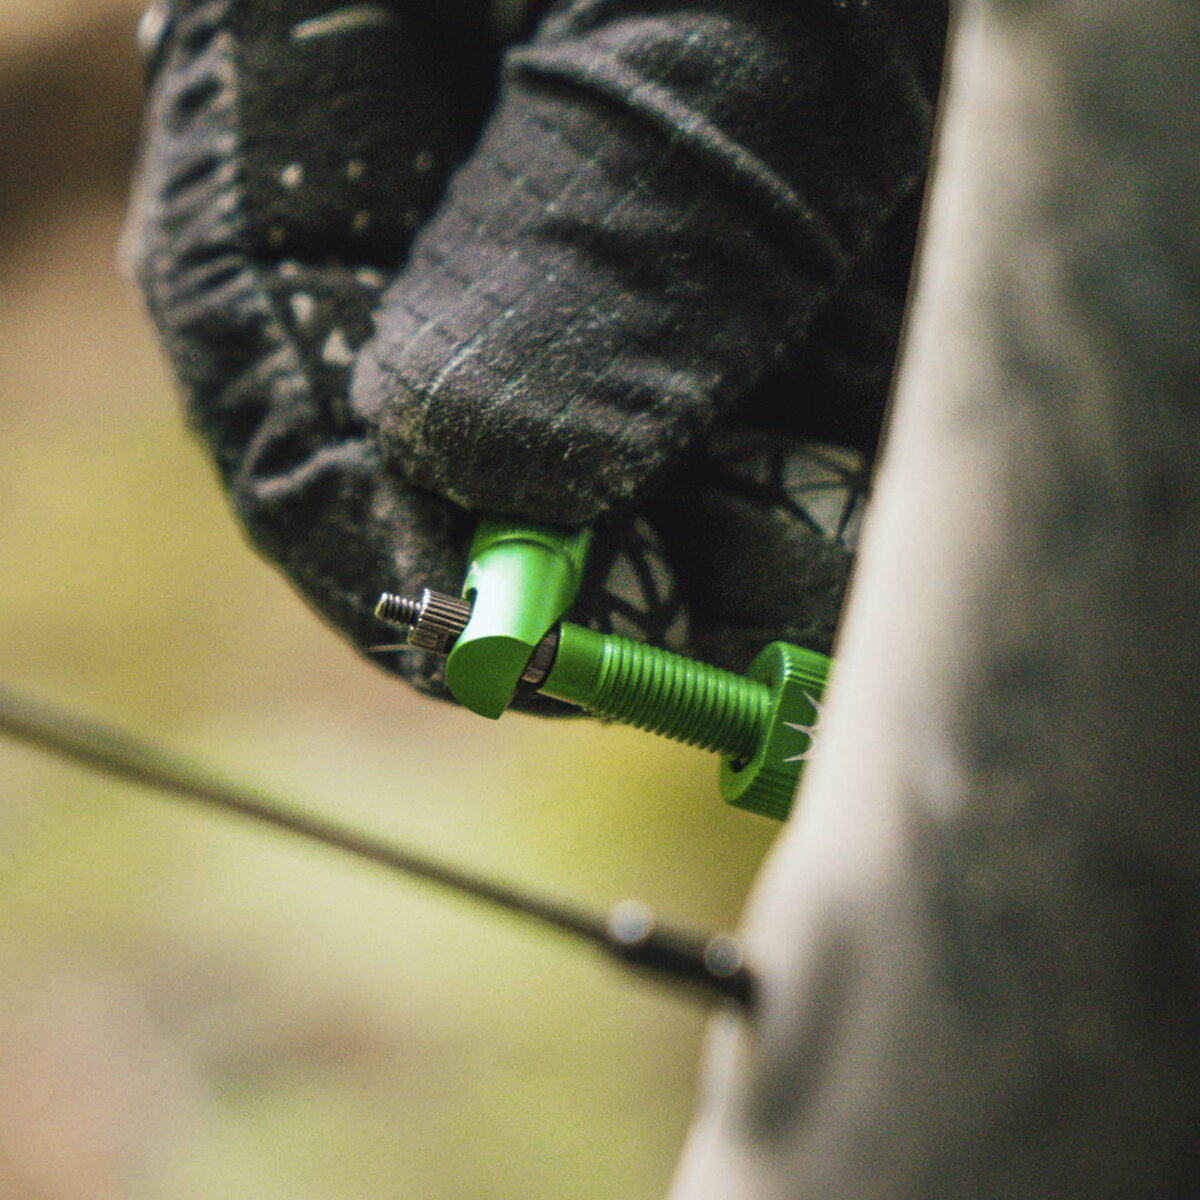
left=607, top=899, right=656, bottom=946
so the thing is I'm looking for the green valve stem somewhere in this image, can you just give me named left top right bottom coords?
left=542, top=625, right=827, bottom=821
left=540, top=624, right=767, bottom=761
left=374, top=516, right=830, bottom=821
left=376, top=588, right=829, bottom=821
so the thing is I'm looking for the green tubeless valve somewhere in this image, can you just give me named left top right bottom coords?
left=375, top=521, right=830, bottom=820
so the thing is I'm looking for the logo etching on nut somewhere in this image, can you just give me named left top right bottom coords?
left=782, top=692, right=822, bottom=764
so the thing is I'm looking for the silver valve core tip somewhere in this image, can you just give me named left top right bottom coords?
left=375, top=589, right=472, bottom=656
left=375, top=592, right=423, bottom=627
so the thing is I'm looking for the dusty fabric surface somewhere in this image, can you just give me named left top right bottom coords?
left=125, top=0, right=947, bottom=702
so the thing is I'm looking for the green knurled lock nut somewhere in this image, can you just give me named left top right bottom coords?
left=719, top=642, right=827, bottom=821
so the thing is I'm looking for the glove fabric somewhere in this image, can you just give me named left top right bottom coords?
left=125, top=0, right=947, bottom=702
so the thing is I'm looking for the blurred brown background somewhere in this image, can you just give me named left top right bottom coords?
left=0, top=3, right=776, bottom=1196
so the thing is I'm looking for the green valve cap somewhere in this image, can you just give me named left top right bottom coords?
left=446, top=519, right=591, bottom=719
left=719, top=642, right=827, bottom=822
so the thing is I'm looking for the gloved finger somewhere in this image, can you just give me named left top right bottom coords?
left=123, top=0, right=502, bottom=700
left=351, top=0, right=947, bottom=527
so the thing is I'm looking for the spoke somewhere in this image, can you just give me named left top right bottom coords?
left=0, top=684, right=754, bottom=1008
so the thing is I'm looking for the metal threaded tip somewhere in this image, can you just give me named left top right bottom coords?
left=374, top=589, right=472, bottom=656
left=375, top=593, right=423, bottom=627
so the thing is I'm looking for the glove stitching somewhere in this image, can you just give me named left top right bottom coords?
left=510, top=39, right=851, bottom=275
left=417, top=156, right=696, bottom=430
left=369, top=39, right=760, bottom=501
left=515, top=1, right=942, bottom=353
left=385, top=7, right=703, bottom=351
left=375, top=119, right=682, bottom=428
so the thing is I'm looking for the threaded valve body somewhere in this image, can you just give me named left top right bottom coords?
left=541, top=625, right=770, bottom=764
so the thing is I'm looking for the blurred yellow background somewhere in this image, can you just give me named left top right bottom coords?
left=0, top=3, right=776, bottom=1196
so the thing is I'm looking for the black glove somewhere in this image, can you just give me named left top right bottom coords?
left=125, top=0, right=947, bottom=703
